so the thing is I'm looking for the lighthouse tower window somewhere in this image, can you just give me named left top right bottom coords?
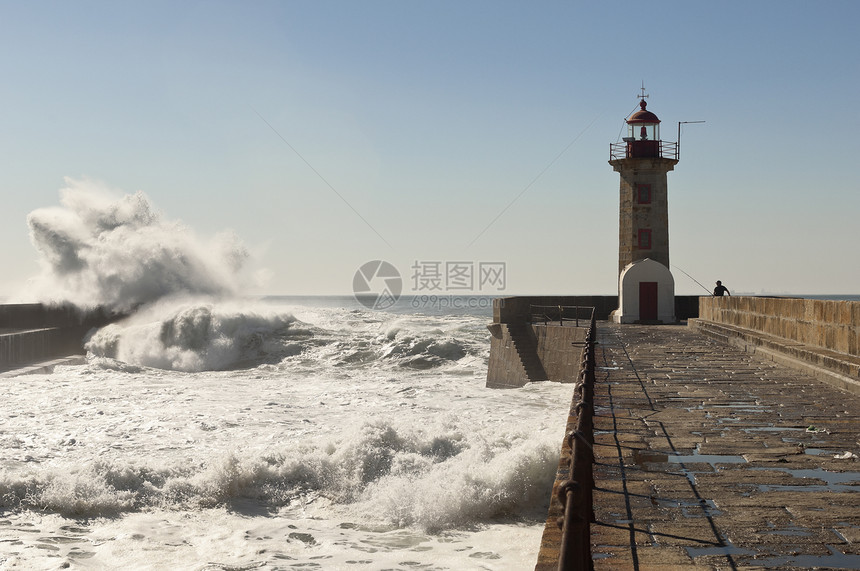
left=637, top=184, right=652, bottom=204
left=638, top=229, right=652, bottom=250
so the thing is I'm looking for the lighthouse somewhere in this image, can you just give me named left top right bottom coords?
left=609, top=91, right=678, bottom=323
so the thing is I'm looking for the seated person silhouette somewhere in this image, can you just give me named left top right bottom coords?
left=713, top=280, right=730, bottom=296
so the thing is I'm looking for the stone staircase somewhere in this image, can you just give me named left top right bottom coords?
left=507, top=323, right=548, bottom=381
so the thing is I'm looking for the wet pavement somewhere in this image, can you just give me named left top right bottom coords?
left=592, top=323, right=860, bottom=570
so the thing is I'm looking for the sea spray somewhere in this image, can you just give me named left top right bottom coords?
left=25, top=178, right=250, bottom=311
left=21, top=181, right=483, bottom=373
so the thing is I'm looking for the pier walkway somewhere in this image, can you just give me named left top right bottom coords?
left=589, top=323, right=860, bottom=569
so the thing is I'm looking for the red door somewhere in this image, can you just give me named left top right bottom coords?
left=639, top=282, right=658, bottom=321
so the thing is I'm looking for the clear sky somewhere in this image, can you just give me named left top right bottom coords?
left=1, top=0, right=858, bottom=298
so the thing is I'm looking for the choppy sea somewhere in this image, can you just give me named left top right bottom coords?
left=0, top=294, right=573, bottom=570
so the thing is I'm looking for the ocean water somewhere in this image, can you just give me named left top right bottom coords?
left=0, top=182, right=574, bottom=569
left=0, top=295, right=572, bottom=570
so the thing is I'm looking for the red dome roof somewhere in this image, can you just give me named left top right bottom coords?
left=627, top=99, right=660, bottom=124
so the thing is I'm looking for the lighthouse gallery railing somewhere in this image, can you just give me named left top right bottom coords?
left=609, top=140, right=679, bottom=161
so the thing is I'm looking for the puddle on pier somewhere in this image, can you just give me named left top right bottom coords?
left=685, top=541, right=755, bottom=559
left=800, top=447, right=859, bottom=458
left=741, top=426, right=805, bottom=433
left=752, top=467, right=860, bottom=493
left=737, top=426, right=839, bottom=452
left=762, top=467, right=860, bottom=485
left=633, top=450, right=747, bottom=491
left=688, top=541, right=860, bottom=569
left=667, top=454, right=747, bottom=466
left=752, top=545, right=860, bottom=569
left=634, top=449, right=747, bottom=469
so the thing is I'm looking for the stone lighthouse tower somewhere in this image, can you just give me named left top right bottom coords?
left=609, top=92, right=678, bottom=323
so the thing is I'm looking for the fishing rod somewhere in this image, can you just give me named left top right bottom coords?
left=672, top=264, right=713, bottom=295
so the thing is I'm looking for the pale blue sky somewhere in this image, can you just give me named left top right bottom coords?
left=1, top=1, right=858, bottom=297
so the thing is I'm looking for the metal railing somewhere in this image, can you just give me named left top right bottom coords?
left=556, top=315, right=596, bottom=570
left=530, top=305, right=595, bottom=328
left=609, top=140, right=679, bottom=161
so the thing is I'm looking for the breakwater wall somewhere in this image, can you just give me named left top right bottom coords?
left=487, top=321, right=587, bottom=388
left=692, top=296, right=860, bottom=392
left=1, top=327, right=73, bottom=367
left=0, top=303, right=119, bottom=369
left=486, top=295, right=700, bottom=388
left=699, top=296, right=859, bottom=356
left=491, top=295, right=701, bottom=324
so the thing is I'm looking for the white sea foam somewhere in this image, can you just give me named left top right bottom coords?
left=0, top=301, right=573, bottom=568
left=0, top=418, right=557, bottom=527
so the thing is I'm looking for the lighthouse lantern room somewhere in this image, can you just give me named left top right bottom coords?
left=624, top=99, right=662, bottom=157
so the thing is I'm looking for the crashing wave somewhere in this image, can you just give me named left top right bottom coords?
left=85, top=299, right=301, bottom=371
left=0, top=421, right=557, bottom=532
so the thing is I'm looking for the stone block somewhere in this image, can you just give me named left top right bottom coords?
left=837, top=301, right=853, bottom=326
left=814, top=300, right=831, bottom=322
left=803, top=298, right=815, bottom=321
left=849, top=326, right=858, bottom=357
left=791, top=298, right=806, bottom=320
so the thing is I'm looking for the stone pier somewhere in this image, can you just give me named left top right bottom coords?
left=583, top=323, right=860, bottom=569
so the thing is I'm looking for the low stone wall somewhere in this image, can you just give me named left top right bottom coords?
left=0, top=328, right=59, bottom=365
left=0, top=303, right=122, bottom=368
left=534, top=325, right=587, bottom=381
left=699, top=296, right=859, bottom=357
left=493, top=295, right=701, bottom=324
left=493, top=296, right=619, bottom=323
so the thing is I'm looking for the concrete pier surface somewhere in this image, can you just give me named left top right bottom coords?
left=590, top=323, right=859, bottom=569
